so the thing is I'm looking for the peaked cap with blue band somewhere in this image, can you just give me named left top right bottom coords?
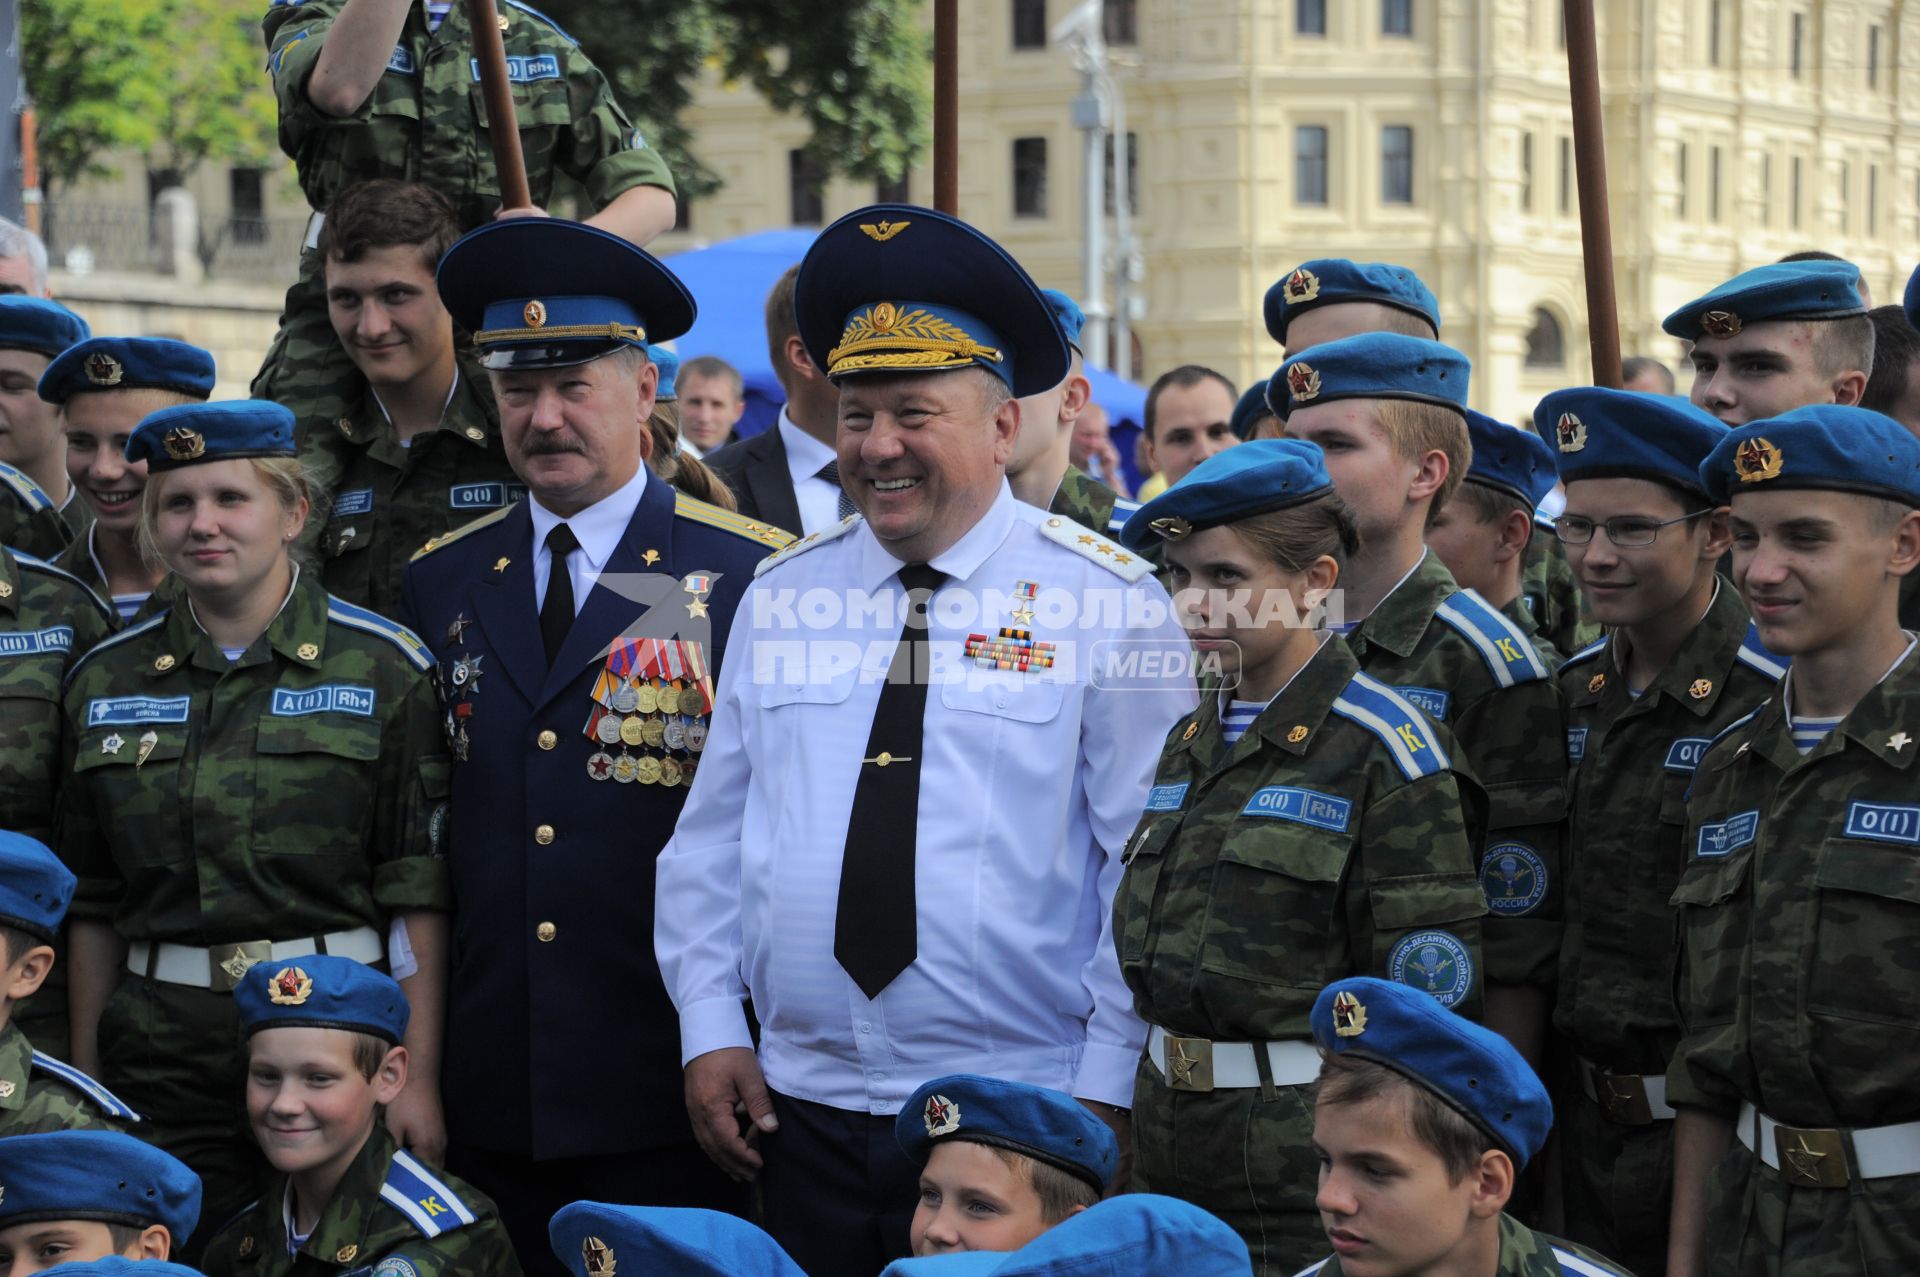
left=550, top=1203, right=807, bottom=1277
left=1699, top=405, right=1920, bottom=506
left=39, top=338, right=216, bottom=406
left=0, top=1131, right=202, bottom=1239
left=1536, top=386, right=1727, bottom=498
left=1120, top=438, right=1334, bottom=550
left=1462, top=411, right=1556, bottom=507
left=1264, top=259, right=1441, bottom=347
left=794, top=204, right=1070, bottom=397
left=648, top=345, right=680, bottom=401
left=896, top=1074, right=1118, bottom=1193
left=1312, top=976, right=1552, bottom=1168
left=23, top=1261, right=206, bottom=1277
left=876, top=1194, right=1251, bottom=1277
left=1040, top=288, right=1086, bottom=354
left=1268, top=333, right=1469, bottom=420
left=0, top=297, right=89, bottom=358
left=1662, top=260, right=1866, bottom=341
left=437, top=218, right=695, bottom=371
left=125, top=400, right=295, bottom=471
left=234, top=954, right=410, bottom=1045
left=0, top=831, right=75, bottom=941
left=1229, top=381, right=1275, bottom=440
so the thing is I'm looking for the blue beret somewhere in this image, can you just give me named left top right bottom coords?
left=1461, top=411, right=1556, bottom=507
left=437, top=219, right=695, bottom=371
left=1228, top=382, right=1275, bottom=440
left=39, top=338, right=216, bottom=405
left=1264, top=259, right=1441, bottom=347
left=648, top=346, right=680, bottom=401
left=1535, top=386, right=1727, bottom=498
left=1905, top=262, right=1920, bottom=334
left=1312, top=976, right=1552, bottom=1168
left=0, top=297, right=88, bottom=358
left=0, top=1131, right=202, bottom=1240
left=1268, top=333, right=1469, bottom=420
left=1120, top=439, right=1334, bottom=550
left=1663, top=261, right=1865, bottom=341
left=1040, top=289, right=1086, bottom=353
left=896, top=1075, right=1117, bottom=1193
left=795, top=205, right=1069, bottom=397
left=23, top=1262, right=206, bottom=1277
left=124, top=400, right=296, bottom=471
left=234, top=955, right=410, bottom=1044
left=0, top=831, right=74, bottom=941
left=1699, top=404, right=1920, bottom=506
left=877, top=1195, right=1251, bottom=1277
left=550, top=1203, right=805, bottom=1277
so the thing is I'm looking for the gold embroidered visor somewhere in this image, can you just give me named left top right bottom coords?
left=826, top=301, right=1008, bottom=383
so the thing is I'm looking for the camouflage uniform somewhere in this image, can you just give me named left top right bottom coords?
left=0, top=462, right=76, bottom=560
left=1049, top=465, right=1140, bottom=543
left=1551, top=585, right=1780, bottom=1277
left=1342, top=551, right=1568, bottom=990
left=1499, top=593, right=1563, bottom=665
left=1118, top=639, right=1486, bottom=1276
left=1523, top=527, right=1599, bottom=659
left=58, top=572, right=453, bottom=1241
left=256, top=0, right=676, bottom=509
left=317, top=367, right=522, bottom=618
left=1297, top=1213, right=1635, bottom=1276
left=0, top=1020, right=138, bottom=1136
left=204, top=1125, right=519, bottom=1277
left=1668, top=653, right=1920, bottom=1276
left=51, top=530, right=173, bottom=631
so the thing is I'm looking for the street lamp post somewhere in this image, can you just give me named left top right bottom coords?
left=1056, top=1, right=1111, bottom=371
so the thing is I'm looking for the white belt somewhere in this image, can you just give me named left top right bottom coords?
left=1147, top=1027, right=1321, bottom=1091
left=302, top=211, right=326, bottom=252
left=128, top=926, right=383, bottom=992
left=1737, top=1101, right=1920, bottom=1187
left=1577, top=1055, right=1676, bottom=1124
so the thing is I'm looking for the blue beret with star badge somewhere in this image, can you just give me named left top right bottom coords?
left=648, top=345, right=680, bottom=401
left=1463, top=411, right=1557, bottom=507
left=1040, top=288, right=1086, bottom=354
left=1228, top=382, right=1275, bottom=440
left=1267, top=332, right=1470, bottom=420
left=233, top=954, right=410, bottom=1045
left=437, top=218, right=695, bottom=372
left=1535, top=386, right=1728, bottom=498
left=1698, top=404, right=1920, bottom=507
left=0, top=296, right=89, bottom=358
left=124, top=400, right=295, bottom=471
left=550, top=1203, right=807, bottom=1277
left=0, top=1130, right=202, bottom=1240
left=1312, top=976, right=1553, bottom=1168
left=1120, top=438, right=1334, bottom=550
left=1264, top=259, right=1441, bottom=348
left=39, top=337, right=216, bottom=405
left=21, top=1262, right=206, bottom=1277
left=0, top=830, right=75, bottom=941
left=1662, top=260, right=1866, bottom=341
left=896, top=1074, right=1118, bottom=1193
left=794, top=204, right=1070, bottom=397
left=876, top=1195, right=1252, bottom=1277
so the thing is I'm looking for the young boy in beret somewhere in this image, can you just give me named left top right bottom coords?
left=1301, top=976, right=1633, bottom=1277
left=547, top=1203, right=804, bottom=1277
left=894, top=1075, right=1117, bottom=1258
left=0, top=1131, right=201, bottom=1271
left=878, top=1195, right=1251, bottom=1277
left=202, top=957, right=516, bottom=1277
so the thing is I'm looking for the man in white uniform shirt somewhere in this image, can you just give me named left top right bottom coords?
left=655, top=205, right=1196, bottom=1276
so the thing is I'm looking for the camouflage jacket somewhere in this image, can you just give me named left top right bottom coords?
left=264, top=0, right=674, bottom=229
left=1299, top=1213, right=1635, bottom=1275
left=58, top=571, right=452, bottom=942
left=1117, top=637, right=1487, bottom=1040
left=0, top=462, right=76, bottom=561
left=1343, top=551, right=1568, bottom=989
left=1522, top=523, right=1601, bottom=659
left=1050, top=466, right=1140, bottom=543
left=51, top=529, right=173, bottom=631
left=0, top=1021, right=138, bottom=1135
left=1554, top=584, right=1782, bottom=1072
left=0, top=548, right=114, bottom=843
left=318, top=369, right=522, bottom=619
left=205, top=1125, right=519, bottom=1277
left=1669, top=648, right=1920, bottom=1129
left=1499, top=593, right=1563, bottom=666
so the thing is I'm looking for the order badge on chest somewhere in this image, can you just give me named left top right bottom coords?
left=582, top=637, right=713, bottom=787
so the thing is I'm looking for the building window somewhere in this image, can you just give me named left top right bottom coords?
left=1381, top=126, right=1414, bottom=204
left=789, top=150, right=825, bottom=225
left=1676, top=142, right=1689, bottom=218
left=1012, top=0, right=1047, bottom=49
left=228, top=167, right=266, bottom=245
left=1869, top=25, right=1882, bottom=90
left=1382, top=0, right=1412, bottom=37
left=1558, top=136, right=1573, bottom=215
left=1520, top=132, right=1534, bottom=213
left=1295, top=125, right=1329, bottom=206
left=1709, top=145, right=1722, bottom=223
left=1297, top=0, right=1327, bottom=36
left=1791, top=155, right=1803, bottom=229
left=1013, top=137, right=1049, bottom=218
left=1102, top=0, right=1137, bottom=45
left=875, top=173, right=910, bottom=203
left=1708, top=0, right=1722, bottom=66
left=1790, top=12, right=1805, bottom=78
left=1869, top=164, right=1879, bottom=237
left=1525, top=308, right=1565, bottom=368
left=1104, top=131, right=1139, bottom=216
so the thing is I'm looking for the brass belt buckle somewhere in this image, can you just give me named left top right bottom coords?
left=1593, top=1068, right=1654, bottom=1126
left=1163, top=1035, right=1214, bottom=1092
left=1773, top=1123, right=1849, bottom=1188
left=210, top=941, right=273, bottom=992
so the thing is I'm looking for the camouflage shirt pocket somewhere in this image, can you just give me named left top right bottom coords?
left=1808, top=839, right=1920, bottom=1030
left=73, top=730, right=191, bottom=867
left=1670, top=841, right=1754, bottom=1030
left=469, top=80, right=572, bottom=203
left=0, top=654, right=62, bottom=817
left=1198, top=824, right=1351, bottom=987
left=1115, top=815, right=1182, bottom=968
left=254, top=712, right=382, bottom=856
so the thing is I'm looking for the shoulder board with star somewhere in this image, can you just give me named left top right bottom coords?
left=1434, top=588, right=1552, bottom=687
left=409, top=504, right=516, bottom=563
left=675, top=491, right=795, bottom=551
left=0, top=459, right=54, bottom=512
left=62, top=609, right=172, bottom=690
left=1734, top=621, right=1788, bottom=681
left=11, top=550, right=114, bottom=622
left=1329, top=670, right=1452, bottom=781
left=1037, top=516, right=1152, bottom=582
left=753, top=514, right=860, bottom=578
left=1560, top=634, right=1609, bottom=670
left=31, top=1050, right=141, bottom=1120
left=326, top=597, right=433, bottom=673
left=380, top=1148, right=479, bottom=1239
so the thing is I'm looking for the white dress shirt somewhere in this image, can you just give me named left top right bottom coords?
left=656, top=483, right=1198, bottom=1113
left=778, top=409, right=847, bottom=536
left=527, top=464, right=651, bottom=616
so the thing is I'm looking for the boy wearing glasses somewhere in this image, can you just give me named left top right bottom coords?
left=1534, top=386, right=1782, bottom=1275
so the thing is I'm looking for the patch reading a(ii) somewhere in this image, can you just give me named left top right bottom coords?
left=269, top=685, right=376, bottom=718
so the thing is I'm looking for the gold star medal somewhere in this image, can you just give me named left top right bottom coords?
left=268, top=966, right=314, bottom=1006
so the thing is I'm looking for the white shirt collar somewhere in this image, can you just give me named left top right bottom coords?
left=527, top=464, right=650, bottom=573
left=779, top=407, right=838, bottom=485
left=853, top=480, right=1019, bottom=591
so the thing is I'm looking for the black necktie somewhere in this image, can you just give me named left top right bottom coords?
left=834, top=563, right=945, bottom=998
left=817, top=460, right=859, bottom=521
left=540, top=522, right=580, bottom=665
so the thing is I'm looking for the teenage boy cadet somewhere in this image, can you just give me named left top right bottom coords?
left=0, top=832, right=137, bottom=1135
left=895, top=1075, right=1116, bottom=1258
left=0, top=297, right=93, bottom=560
left=1667, top=406, right=1920, bottom=1276
left=1006, top=290, right=1135, bottom=542
left=204, top=956, right=515, bottom=1277
left=1300, top=976, right=1634, bottom=1277
left=1534, top=387, right=1780, bottom=1276
left=1272, top=336, right=1567, bottom=1065
left=1666, top=260, right=1873, bottom=428
left=1426, top=412, right=1561, bottom=659
left=547, top=1203, right=805, bottom=1277
left=0, top=1131, right=201, bottom=1271
left=878, top=1196, right=1252, bottom=1277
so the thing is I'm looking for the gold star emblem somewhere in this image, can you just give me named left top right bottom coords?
left=1094, top=543, right=1113, bottom=555
left=1555, top=412, right=1587, bottom=453
left=642, top=549, right=660, bottom=566
left=1331, top=990, right=1367, bottom=1036
left=1114, top=553, right=1133, bottom=565
left=1168, top=1040, right=1201, bottom=1087
left=1011, top=606, right=1035, bottom=625
left=583, top=1237, right=615, bottom=1277
left=1689, top=678, right=1713, bottom=700
left=523, top=300, right=547, bottom=329
left=1890, top=732, right=1913, bottom=752
left=85, top=352, right=124, bottom=386
left=1286, top=361, right=1322, bottom=403
left=335, top=1246, right=359, bottom=1265
left=162, top=427, right=206, bottom=461
left=1587, top=673, right=1604, bottom=693
left=1734, top=437, right=1784, bottom=484
left=297, top=643, right=319, bottom=661
left=1782, top=1134, right=1828, bottom=1183
left=1077, top=534, right=1096, bottom=545
left=686, top=598, right=709, bottom=618
left=102, top=734, right=124, bottom=756
left=1700, top=309, right=1743, bottom=338
left=494, top=557, right=510, bottom=573
left=1283, top=267, right=1320, bottom=303
left=1287, top=726, right=1309, bottom=744
left=268, top=966, right=314, bottom=1006
left=859, top=219, right=910, bottom=242
left=155, top=654, right=177, bottom=672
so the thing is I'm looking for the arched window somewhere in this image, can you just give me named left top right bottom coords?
left=1524, top=307, right=1565, bottom=367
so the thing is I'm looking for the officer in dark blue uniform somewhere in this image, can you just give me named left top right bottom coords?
left=400, top=218, right=791, bottom=1277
